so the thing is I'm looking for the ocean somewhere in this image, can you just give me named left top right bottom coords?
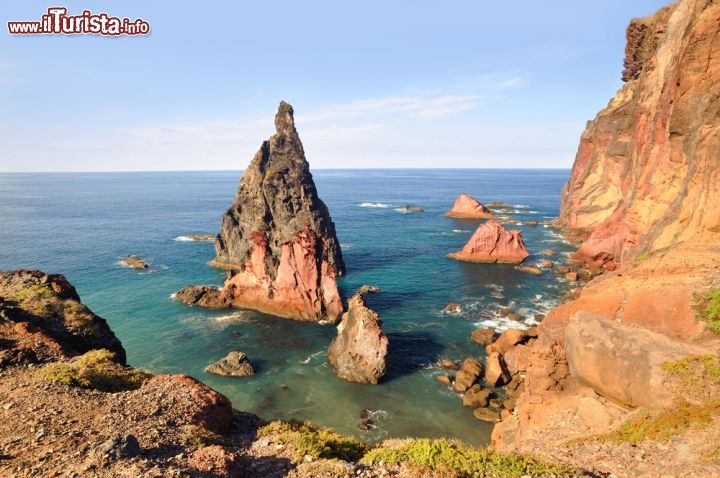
left=0, top=169, right=574, bottom=446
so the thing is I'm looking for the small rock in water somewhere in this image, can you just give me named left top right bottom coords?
left=357, top=418, right=374, bottom=431
left=397, top=204, right=424, bottom=212
left=470, top=328, right=495, bottom=346
left=436, top=375, right=453, bottom=387
left=121, top=255, right=149, bottom=270
left=538, top=259, right=554, bottom=268
left=473, top=407, right=501, bottom=423
left=205, top=351, right=255, bottom=377
left=438, top=358, right=458, bottom=370
left=540, top=249, right=556, bottom=256
left=514, top=265, right=543, bottom=275
left=442, top=303, right=462, bottom=314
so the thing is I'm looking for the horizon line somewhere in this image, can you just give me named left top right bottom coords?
left=0, top=167, right=572, bottom=174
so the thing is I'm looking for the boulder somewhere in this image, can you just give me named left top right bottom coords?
left=565, top=312, right=710, bottom=407
left=461, top=385, right=492, bottom=408
left=438, top=359, right=458, bottom=370
left=444, top=193, right=494, bottom=219
left=486, top=328, right=529, bottom=355
left=565, top=271, right=578, bottom=281
left=541, top=250, right=556, bottom=256
left=174, top=286, right=229, bottom=309
left=514, top=265, right=543, bottom=275
left=470, top=328, right=496, bottom=346
left=436, top=375, right=453, bottom=387
left=447, top=220, right=529, bottom=264
left=442, top=302, right=462, bottom=314
left=539, top=259, right=554, bottom=268
left=327, top=290, right=388, bottom=384
left=485, top=352, right=510, bottom=386
left=397, top=205, right=424, bottom=212
left=201, top=102, right=344, bottom=322
left=205, top=351, right=254, bottom=377
left=121, top=255, right=149, bottom=269
left=452, top=358, right=483, bottom=393
left=473, top=407, right=501, bottom=423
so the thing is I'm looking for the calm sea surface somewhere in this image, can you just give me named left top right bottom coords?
left=0, top=169, right=573, bottom=446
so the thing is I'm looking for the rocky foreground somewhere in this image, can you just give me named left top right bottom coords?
left=0, top=270, right=583, bottom=477
left=488, top=0, right=720, bottom=476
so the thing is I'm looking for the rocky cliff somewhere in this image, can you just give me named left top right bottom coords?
left=559, top=0, right=720, bottom=268
left=491, top=2, right=720, bottom=475
left=205, top=101, right=344, bottom=322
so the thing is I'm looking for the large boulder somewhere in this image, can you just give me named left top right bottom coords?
left=447, top=220, right=529, bottom=264
left=205, top=351, right=254, bottom=377
left=452, top=357, right=483, bottom=393
left=487, top=328, right=529, bottom=355
left=565, top=312, right=710, bottom=407
left=327, top=289, right=388, bottom=384
left=0, top=270, right=126, bottom=365
left=174, top=285, right=228, bottom=309
left=444, top=193, right=494, bottom=219
left=190, top=102, right=344, bottom=322
left=485, top=352, right=510, bottom=386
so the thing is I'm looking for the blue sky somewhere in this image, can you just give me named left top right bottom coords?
left=0, top=0, right=669, bottom=171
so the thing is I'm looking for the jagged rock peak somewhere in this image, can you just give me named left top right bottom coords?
left=206, top=101, right=344, bottom=322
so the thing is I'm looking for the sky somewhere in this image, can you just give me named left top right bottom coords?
left=0, top=0, right=670, bottom=171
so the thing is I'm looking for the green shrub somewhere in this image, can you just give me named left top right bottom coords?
left=696, top=289, right=720, bottom=333
left=41, top=349, right=150, bottom=392
left=16, top=284, right=56, bottom=317
left=596, top=400, right=720, bottom=445
left=359, top=438, right=572, bottom=477
left=258, top=421, right=369, bottom=462
left=181, top=425, right=224, bottom=450
left=62, top=300, right=95, bottom=335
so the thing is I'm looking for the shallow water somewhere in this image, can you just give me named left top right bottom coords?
left=0, top=169, right=573, bottom=446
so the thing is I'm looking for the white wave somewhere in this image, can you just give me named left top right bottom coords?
left=300, top=350, right=325, bottom=364
left=513, top=204, right=529, bottom=208
left=359, top=202, right=388, bottom=208
left=213, top=311, right=252, bottom=323
left=340, top=243, right=353, bottom=249
left=169, top=293, right=177, bottom=299
left=452, top=229, right=470, bottom=233
left=174, top=236, right=193, bottom=242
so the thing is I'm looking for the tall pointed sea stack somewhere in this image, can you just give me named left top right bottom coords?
left=210, top=101, right=345, bottom=322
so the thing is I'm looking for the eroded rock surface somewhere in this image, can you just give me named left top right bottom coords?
left=448, top=220, right=529, bottom=264
left=0, top=270, right=126, bottom=365
left=327, top=288, right=388, bottom=384
left=206, top=101, right=344, bottom=322
left=445, top=193, right=494, bottom=219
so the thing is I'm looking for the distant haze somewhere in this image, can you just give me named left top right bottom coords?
left=0, top=0, right=669, bottom=172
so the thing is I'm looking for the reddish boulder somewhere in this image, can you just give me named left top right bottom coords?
left=452, top=358, right=483, bottom=393
left=327, top=289, right=388, bottom=384
left=487, top=328, right=529, bottom=355
left=188, top=446, right=242, bottom=477
left=485, top=352, right=510, bottom=386
left=447, top=220, right=529, bottom=264
left=471, top=328, right=496, bottom=346
left=445, top=193, right=494, bottom=219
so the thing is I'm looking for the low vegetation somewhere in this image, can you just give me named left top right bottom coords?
left=62, top=300, right=96, bottom=335
left=181, top=425, right=224, bottom=450
left=694, top=288, right=720, bottom=334
left=595, top=400, right=720, bottom=445
left=257, top=421, right=369, bottom=462
left=41, top=349, right=151, bottom=392
left=359, top=438, right=573, bottom=478
left=663, top=354, right=720, bottom=394
left=16, top=284, right=56, bottom=317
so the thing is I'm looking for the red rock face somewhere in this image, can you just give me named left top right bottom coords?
left=448, top=220, right=529, bottom=264
left=208, top=101, right=344, bottom=322
left=220, top=226, right=343, bottom=322
left=559, top=0, right=720, bottom=267
left=444, top=193, right=494, bottom=219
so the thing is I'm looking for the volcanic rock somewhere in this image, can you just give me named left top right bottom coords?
left=445, top=193, right=494, bottom=219
left=0, top=269, right=126, bottom=365
left=207, top=101, right=344, bottom=322
left=470, top=328, right=496, bottom=346
left=327, top=289, right=388, bottom=384
left=121, top=256, right=148, bottom=269
left=447, top=220, right=529, bottom=264
left=174, top=286, right=229, bottom=309
left=485, top=352, right=510, bottom=387
left=205, top=351, right=255, bottom=378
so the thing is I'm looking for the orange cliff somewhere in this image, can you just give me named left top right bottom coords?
left=448, top=220, right=529, bottom=264
left=444, top=193, right=494, bottom=219
left=177, top=102, right=345, bottom=322
left=490, top=0, right=720, bottom=467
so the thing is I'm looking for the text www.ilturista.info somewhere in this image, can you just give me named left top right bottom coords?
left=8, top=7, right=150, bottom=36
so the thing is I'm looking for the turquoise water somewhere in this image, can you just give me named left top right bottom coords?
left=0, top=169, right=573, bottom=446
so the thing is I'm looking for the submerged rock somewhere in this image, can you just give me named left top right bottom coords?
left=183, top=235, right=215, bottom=242
left=121, top=255, right=149, bottom=269
left=447, top=220, right=529, bottom=264
left=445, top=193, right=494, bottom=219
left=327, top=289, right=388, bottom=384
left=205, top=351, right=254, bottom=378
left=206, top=101, right=344, bottom=322
left=397, top=204, right=424, bottom=212
left=514, top=265, right=543, bottom=275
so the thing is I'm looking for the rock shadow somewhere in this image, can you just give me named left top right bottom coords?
left=383, top=330, right=443, bottom=383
